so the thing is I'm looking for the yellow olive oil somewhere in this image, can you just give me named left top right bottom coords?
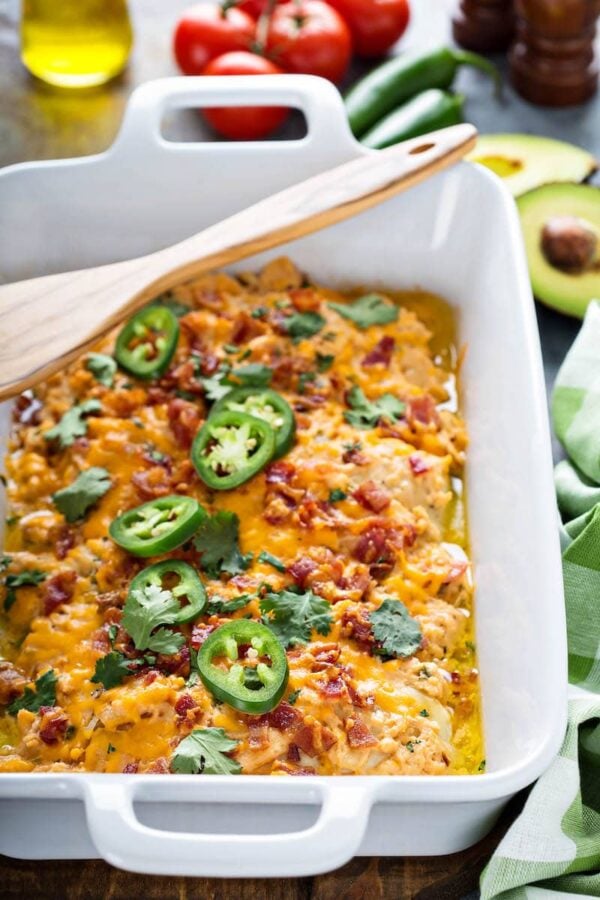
left=21, top=0, right=132, bottom=88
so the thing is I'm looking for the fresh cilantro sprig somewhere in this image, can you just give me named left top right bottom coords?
left=7, top=669, right=57, bottom=715
left=370, top=599, right=422, bottom=660
left=44, top=399, right=101, bottom=448
left=194, top=510, right=252, bottom=578
left=315, top=352, right=334, bottom=372
left=52, top=467, right=111, bottom=523
left=171, top=727, right=241, bottom=775
left=91, top=651, right=134, bottom=690
left=344, top=386, right=405, bottom=430
left=2, top=568, right=46, bottom=612
left=207, top=594, right=253, bottom=614
left=86, top=353, right=117, bottom=388
left=200, top=363, right=273, bottom=403
left=282, top=311, right=325, bottom=344
left=329, top=294, right=398, bottom=329
left=328, top=488, right=347, bottom=503
left=258, top=551, right=286, bottom=573
left=260, top=588, right=333, bottom=648
left=121, top=584, right=185, bottom=654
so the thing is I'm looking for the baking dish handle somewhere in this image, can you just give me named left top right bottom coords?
left=113, top=74, right=357, bottom=153
left=83, top=779, right=373, bottom=877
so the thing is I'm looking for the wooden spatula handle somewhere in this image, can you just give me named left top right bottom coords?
left=0, top=124, right=476, bottom=400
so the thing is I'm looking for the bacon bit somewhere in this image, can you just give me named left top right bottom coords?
left=346, top=718, right=377, bottom=748
left=265, top=460, right=296, bottom=484
left=266, top=702, right=301, bottom=731
left=295, top=722, right=337, bottom=757
left=408, top=454, right=430, bottom=476
left=345, top=678, right=374, bottom=709
left=175, top=694, right=197, bottom=718
left=190, top=623, right=216, bottom=650
left=273, top=760, right=316, bottom=776
left=96, top=591, right=125, bottom=613
left=55, top=525, right=75, bottom=561
left=72, top=436, right=90, bottom=453
left=293, top=395, right=327, bottom=411
left=157, top=645, right=190, bottom=677
left=362, top=336, right=395, bottom=367
left=38, top=707, right=69, bottom=745
left=146, top=386, right=171, bottom=406
left=91, top=627, right=111, bottom=653
left=352, top=480, right=391, bottom=513
left=131, top=466, right=172, bottom=501
left=231, top=310, right=266, bottom=344
left=264, top=496, right=293, bottom=524
left=247, top=718, right=270, bottom=749
left=406, top=395, right=440, bottom=427
left=287, top=743, right=300, bottom=762
left=337, top=569, right=371, bottom=601
left=318, top=675, right=345, bottom=698
left=167, top=397, right=202, bottom=449
left=13, top=391, right=42, bottom=426
left=353, top=525, right=396, bottom=567
left=289, top=288, right=321, bottom=312
left=0, top=660, right=27, bottom=705
left=311, top=642, right=341, bottom=668
left=123, top=762, right=139, bottom=774
left=43, top=570, right=77, bottom=616
left=163, top=359, right=204, bottom=397
left=143, top=670, right=160, bottom=685
left=341, top=608, right=374, bottom=653
left=342, top=445, right=369, bottom=466
left=288, top=556, right=318, bottom=588
left=147, top=757, right=170, bottom=774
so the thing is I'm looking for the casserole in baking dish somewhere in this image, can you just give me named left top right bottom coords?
left=0, top=76, right=566, bottom=876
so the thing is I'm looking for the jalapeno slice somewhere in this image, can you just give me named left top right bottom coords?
left=109, top=496, right=205, bottom=557
left=129, top=560, right=207, bottom=623
left=191, top=410, right=276, bottom=490
left=115, top=306, right=179, bottom=379
left=211, top=387, right=296, bottom=459
left=197, top=620, right=288, bottom=714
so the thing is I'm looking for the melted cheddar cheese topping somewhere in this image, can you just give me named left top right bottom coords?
left=0, top=258, right=483, bottom=776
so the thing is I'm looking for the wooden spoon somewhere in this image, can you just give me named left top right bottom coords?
left=0, top=123, right=476, bottom=401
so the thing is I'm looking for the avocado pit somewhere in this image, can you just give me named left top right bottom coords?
left=540, top=216, right=597, bottom=274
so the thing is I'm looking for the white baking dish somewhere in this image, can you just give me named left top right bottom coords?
left=0, top=75, right=567, bottom=877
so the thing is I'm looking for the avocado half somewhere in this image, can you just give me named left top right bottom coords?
left=468, top=134, right=597, bottom=196
left=517, top=182, right=600, bottom=318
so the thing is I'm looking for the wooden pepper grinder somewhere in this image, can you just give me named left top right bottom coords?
left=509, top=0, right=600, bottom=106
left=453, top=0, right=515, bottom=53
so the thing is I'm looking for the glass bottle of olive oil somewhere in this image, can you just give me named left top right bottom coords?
left=21, top=0, right=133, bottom=89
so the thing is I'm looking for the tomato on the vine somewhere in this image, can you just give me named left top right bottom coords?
left=201, top=52, right=289, bottom=140
left=266, top=0, right=352, bottom=84
left=173, top=5, right=255, bottom=75
left=326, top=0, right=410, bottom=57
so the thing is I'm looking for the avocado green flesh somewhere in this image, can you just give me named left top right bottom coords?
left=517, top=182, right=600, bottom=319
left=468, top=134, right=597, bottom=197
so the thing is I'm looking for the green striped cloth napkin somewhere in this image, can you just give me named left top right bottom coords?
left=481, top=301, right=600, bottom=900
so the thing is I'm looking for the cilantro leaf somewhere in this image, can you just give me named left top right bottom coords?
left=91, top=651, right=133, bottom=690
left=201, top=363, right=273, bottom=402
left=329, top=294, right=398, bottom=329
left=232, top=363, right=272, bottom=388
left=328, top=488, right=347, bottom=503
left=258, top=551, right=286, bottom=573
left=121, top=583, right=185, bottom=654
left=199, top=369, right=233, bottom=402
left=260, top=588, right=333, bottom=648
left=52, top=467, right=111, bottom=523
left=194, top=511, right=252, bottom=579
left=370, top=598, right=422, bottom=660
left=86, top=353, right=117, bottom=388
left=171, top=727, right=241, bottom=775
left=208, top=594, right=253, bottom=614
left=7, top=669, right=57, bottom=715
left=3, top=568, right=46, bottom=611
left=44, top=399, right=101, bottom=448
left=287, top=688, right=301, bottom=705
left=283, top=311, right=325, bottom=344
left=344, top=386, right=405, bottom=430
left=316, top=352, right=334, bottom=372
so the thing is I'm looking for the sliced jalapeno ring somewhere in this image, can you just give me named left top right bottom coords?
left=197, top=620, right=288, bottom=714
left=109, top=496, right=205, bottom=557
left=211, top=387, right=296, bottom=459
left=191, top=410, right=276, bottom=490
left=129, top=560, right=207, bottom=624
left=115, top=306, right=179, bottom=379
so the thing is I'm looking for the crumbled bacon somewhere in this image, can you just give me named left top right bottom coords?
left=352, top=480, right=391, bottom=513
left=406, top=394, right=439, bottom=427
left=167, top=397, right=202, bottom=449
left=353, top=524, right=397, bottom=567
left=0, top=660, right=27, bottom=705
left=146, top=386, right=171, bottom=406
left=123, top=762, right=139, bottom=774
left=318, top=675, right=346, bottom=698
left=131, top=466, right=172, bottom=501
left=345, top=678, right=374, bottom=709
left=247, top=718, right=270, bottom=749
left=12, top=391, right=42, bottom=426
left=265, top=460, right=296, bottom=484
left=341, top=608, right=374, bottom=652
left=162, top=359, right=204, bottom=397
left=147, top=757, right=170, bottom=774
left=362, top=336, right=395, bottom=367
left=43, top=570, right=77, bottom=616
left=346, top=718, right=377, bottom=748
left=288, top=556, right=318, bottom=588
left=273, top=760, right=316, bottom=776
left=287, top=743, right=301, bottom=762
left=337, top=569, right=371, bottom=601
left=157, top=645, right=190, bottom=677
left=266, top=702, right=301, bottom=731
left=342, top=445, right=369, bottom=465
left=310, top=643, right=341, bottom=669
left=38, top=707, right=69, bottom=745
left=175, top=694, right=197, bottom=718
left=55, top=525, right=75, bottom=560
left=231, top=311, right=266, bottom=344
left=190, top=623, right=216, bottom=649
left=289, top=288, right=321, bottom=312
left=294, top=721, right=336, bottom=757
left=408, top=454, right=430, bottom=476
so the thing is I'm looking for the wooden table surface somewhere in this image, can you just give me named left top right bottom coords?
left=2, top=0, right=583, bottom=894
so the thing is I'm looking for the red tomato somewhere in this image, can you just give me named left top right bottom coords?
left=201, top=52, right=289, bottom=141
left=173, top=5, right=255, bottom=75
left=266, top=0, right=352, bottom=84
left=327, top=0, right=410, bottom=57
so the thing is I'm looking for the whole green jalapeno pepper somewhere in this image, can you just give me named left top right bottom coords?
left=361, top=90, right=464, bottom=150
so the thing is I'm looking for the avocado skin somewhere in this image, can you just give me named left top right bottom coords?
left=517, top=183, right=600, bottom=319
left=468, top=134, right=597, bottom=197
